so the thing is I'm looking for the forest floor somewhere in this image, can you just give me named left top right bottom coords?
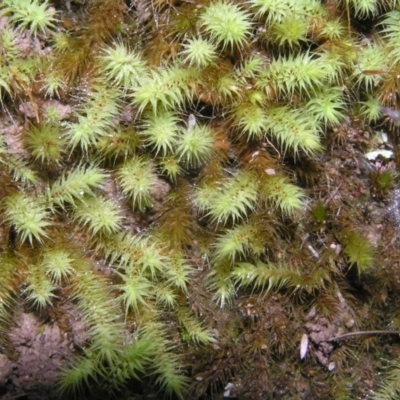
left=2, top=2, right=400, bottom=400
left=1, top=111, right=400, bottom=400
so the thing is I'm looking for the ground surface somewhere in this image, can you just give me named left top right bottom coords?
left=2, top=1, right=400, bottom=400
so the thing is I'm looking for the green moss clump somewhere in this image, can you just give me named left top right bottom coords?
left=2, top=0, right=400, bottom=399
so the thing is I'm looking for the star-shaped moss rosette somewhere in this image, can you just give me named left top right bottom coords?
left=1, top=0, right=400, bottom=399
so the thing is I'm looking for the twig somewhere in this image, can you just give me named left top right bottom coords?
left=329, top=330, right=400, bottom=341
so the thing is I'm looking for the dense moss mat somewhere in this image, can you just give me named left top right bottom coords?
left=1, top=0, right=400, bottom=398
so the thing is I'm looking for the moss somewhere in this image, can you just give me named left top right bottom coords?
left=1, top=0, right=400, bottom=399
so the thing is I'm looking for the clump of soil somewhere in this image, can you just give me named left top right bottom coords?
left=0, top=310, right=82, bottom=400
